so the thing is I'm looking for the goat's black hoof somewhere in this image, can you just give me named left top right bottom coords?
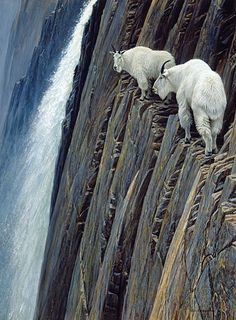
left=184, top=138, right=191, bottom=145
left=205, top=151, right=212, bottom=157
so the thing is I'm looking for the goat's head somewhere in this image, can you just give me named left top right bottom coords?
left=153, top=60, right=172, bottom=100
left=110, top=45, right=125, bottom=73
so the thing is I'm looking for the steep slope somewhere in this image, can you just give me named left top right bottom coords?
left=36, top=0, right=236, bottom=319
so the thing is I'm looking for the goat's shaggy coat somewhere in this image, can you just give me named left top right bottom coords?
left=153, top=59, right=227, bottom=155
left=111, top=46, right=175, bottom=100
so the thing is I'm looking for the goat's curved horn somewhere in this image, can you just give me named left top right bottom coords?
left=161, top=60, right=171, bottom=74
left=111, top=44, right=117, bottom=52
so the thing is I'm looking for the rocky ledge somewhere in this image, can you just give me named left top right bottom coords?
left=36, top=0, right=236, bottom=319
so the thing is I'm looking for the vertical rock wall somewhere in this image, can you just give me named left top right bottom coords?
left=36, top=0, right=236, bottom=319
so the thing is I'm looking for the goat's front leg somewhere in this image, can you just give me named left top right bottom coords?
left=178, top=103, right=192, bottom=144
left=211, top=116, right=223, bottom=154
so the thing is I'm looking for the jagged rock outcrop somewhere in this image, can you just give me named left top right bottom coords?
left=36, top=0, right=236, bottom=319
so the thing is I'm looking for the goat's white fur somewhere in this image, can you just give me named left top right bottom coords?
left=111, top=46, right=175, bottom=100
left=153, top=59, right=227, bottom=155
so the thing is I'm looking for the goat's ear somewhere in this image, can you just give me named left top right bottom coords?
left=119, top=50, right=126, bottom=54
left=109, top=51, right=115, bottom=55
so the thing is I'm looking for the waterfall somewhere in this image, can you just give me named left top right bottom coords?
left=0, top=1, right=97, bottom=319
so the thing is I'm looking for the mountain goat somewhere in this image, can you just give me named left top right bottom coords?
left=153, top=59, right=227, bottom=156
left=110, top=46, right=175, bottom=100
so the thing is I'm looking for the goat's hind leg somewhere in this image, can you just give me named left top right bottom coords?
left=211, top=116, right=223, bottom=154
left=194, top=112, right=212, bottom=156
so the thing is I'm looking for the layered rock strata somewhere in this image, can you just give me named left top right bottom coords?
left=36, top=0, right=236, bottom=319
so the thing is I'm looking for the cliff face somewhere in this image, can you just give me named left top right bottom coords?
left=0, top=0, right=85, bottom=164
left=0, top=0, right=57, bottom=134
left=0, top=0, right=20, bottom=113
left=36, top=0, right=236, bottom=319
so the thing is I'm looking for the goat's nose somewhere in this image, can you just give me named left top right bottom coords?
left=113, top=66, right=117, bottom=71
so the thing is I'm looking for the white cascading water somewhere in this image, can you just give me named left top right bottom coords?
left=5, top=1, right=97, bottom=319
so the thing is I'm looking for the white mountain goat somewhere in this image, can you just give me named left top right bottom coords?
left=110, top=45, right=175, bottom=100
left=153, top=59, right=227, bottom=156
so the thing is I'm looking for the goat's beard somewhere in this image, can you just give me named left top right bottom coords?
left=159, top=91, right=168, bottom=100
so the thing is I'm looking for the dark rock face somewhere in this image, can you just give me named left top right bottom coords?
left=36, top=0, right=236, bottom=319
left=50, top=0, right=107, bottom=215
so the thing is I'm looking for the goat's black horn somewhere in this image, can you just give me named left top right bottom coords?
left=111, top=44, right=116, bottom=52
left=161, top=60, right=171, bottom=74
